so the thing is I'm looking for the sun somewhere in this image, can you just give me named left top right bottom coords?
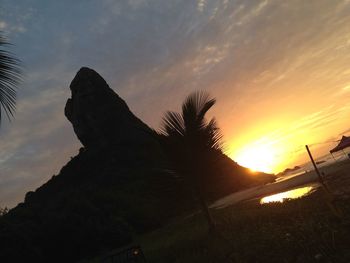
left=233, top=144, right=277, bottom=174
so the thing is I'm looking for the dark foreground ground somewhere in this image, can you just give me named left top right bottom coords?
left=85, top=162, right=350, bottom=263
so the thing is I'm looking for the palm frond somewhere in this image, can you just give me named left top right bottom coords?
left=0, top=32, right=21, bottom=124
left=160, top=90, right=223, bottom=152
left=182, top=91, right=216, bottom=134
left=203, top=118, right=223, bottom=151
left=197, top=95, right=216, bottom=121
left=160, top=111, right=186, bottom=137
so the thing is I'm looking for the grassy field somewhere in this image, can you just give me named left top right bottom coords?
left=87, top=161, right=350, bottom=263
left=136, top=192, right=350, bottom=262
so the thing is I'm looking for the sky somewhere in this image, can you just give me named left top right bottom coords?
left=1, top=0, right=350, bottom=207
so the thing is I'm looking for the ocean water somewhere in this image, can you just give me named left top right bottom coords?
left=277, top=151, right=349, bottom=182
left=262, top=152, right=349, bottom=203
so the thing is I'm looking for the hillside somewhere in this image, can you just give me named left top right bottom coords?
left=0, top=68, right=275, bottom=262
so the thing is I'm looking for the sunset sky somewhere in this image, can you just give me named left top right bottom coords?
left=1, top=0, right=350, bottom=207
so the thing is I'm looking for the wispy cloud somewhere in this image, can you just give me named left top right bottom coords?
left=1, top=0, right=350, bottom=206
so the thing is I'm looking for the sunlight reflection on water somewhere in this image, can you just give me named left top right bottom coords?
left=260, top=186, right=315, bottom=204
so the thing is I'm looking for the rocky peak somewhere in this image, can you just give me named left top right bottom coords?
left=64, top=67, right=159, bottom=153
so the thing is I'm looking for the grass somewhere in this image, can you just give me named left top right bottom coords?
left=84, top=162, right=350, bottom=263
left=135, top=189, right=350, bottom=263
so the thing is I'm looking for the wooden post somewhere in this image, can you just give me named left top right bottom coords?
left=305, top=145, right=342, bottom=218
left=305, top=145, right=326, bottom=187
left=331, top=153, right=337, bottom=163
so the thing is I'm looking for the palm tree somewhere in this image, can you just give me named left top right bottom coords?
left=0, top=32, right=21, bottom=125
left=160, top=91, right=223, bottom=230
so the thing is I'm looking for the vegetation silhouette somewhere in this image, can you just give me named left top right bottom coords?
left=0, top=207, right=9, bottom=216
left=0, top=32, right=21, bottom=124
left=160, top=91, right=223, bottom=231
left=0, top=68, right=275, bottom=262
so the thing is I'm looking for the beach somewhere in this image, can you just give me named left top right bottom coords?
left=211, top=159, right=350, bottom=209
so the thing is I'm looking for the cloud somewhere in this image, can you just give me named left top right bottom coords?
left=0, top=21, right=7, bottom=30
left=0, top=72, right=80, bottom=207
left=253, top=103, right=350, bottom=147
left=1, top=0, right=350, bottom=206
left=197, top=0, right=207, bottom=12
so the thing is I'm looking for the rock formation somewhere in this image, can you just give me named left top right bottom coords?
left=0, top=68, right=173, bottom=263
left=64, top=67, right=164, bottom=168
left=65, top=67, right=160, bottom=151
left=0, top=67, right=275, bottom=263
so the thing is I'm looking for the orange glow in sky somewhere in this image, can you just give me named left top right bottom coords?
left=227, top=104, right=350, bottom=174
left=234, top=144, right=277, bottom=173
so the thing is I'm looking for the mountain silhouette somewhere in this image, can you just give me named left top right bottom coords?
left=0, top=67, right=275, bottom=262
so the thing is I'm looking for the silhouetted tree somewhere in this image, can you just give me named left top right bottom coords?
left=0, top=32, right=21, bottom=125
left=160, top=91, right=223, bottom=230
left=0, top=207, right=8, bottom=216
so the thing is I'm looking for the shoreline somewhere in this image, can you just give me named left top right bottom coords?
left=211, top=169, right=321, bottom=209
left=211, top=159, right=350, bottom=209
